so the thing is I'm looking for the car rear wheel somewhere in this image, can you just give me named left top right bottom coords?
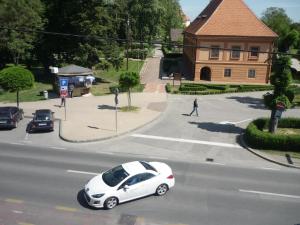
left=156, top=184, right=168, bottom=196
left=104, top=197, right=118, bottom=209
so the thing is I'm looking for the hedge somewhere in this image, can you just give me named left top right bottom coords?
left=245, top=118, right=300, bottom=151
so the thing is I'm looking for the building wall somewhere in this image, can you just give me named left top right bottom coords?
left=183, top=35, right=275, bottom=83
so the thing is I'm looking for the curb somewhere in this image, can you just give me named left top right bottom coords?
left=239, top=134, right=300, bottom=169
left=58, top=102, right=167, bottom=143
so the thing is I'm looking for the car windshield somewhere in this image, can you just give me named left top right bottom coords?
left=0, top=112, right=10, bottom=119
left=35, top=113, right=51, bottom=121
left=102, top=165, right=129, bottom=187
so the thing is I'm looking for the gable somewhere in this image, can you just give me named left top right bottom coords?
left=185, top=0, right=278, bottom=38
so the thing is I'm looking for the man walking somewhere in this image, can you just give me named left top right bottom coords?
left=189, top=98, right=199, bottom=116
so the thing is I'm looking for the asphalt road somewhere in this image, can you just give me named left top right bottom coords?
left=1, top=143, right=300, bottom=225
left=1, top=92, right=300, bottom=225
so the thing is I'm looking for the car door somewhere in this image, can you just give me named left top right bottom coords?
left=117, top=174, right=143, bottom=202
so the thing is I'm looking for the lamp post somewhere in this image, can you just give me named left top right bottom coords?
left=126, top=14, right=130, bottom=71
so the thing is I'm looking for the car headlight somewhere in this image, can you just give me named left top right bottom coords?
left=92, top=194, right=104, bottom=198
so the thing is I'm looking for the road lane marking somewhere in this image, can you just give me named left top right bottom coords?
left=204, top=162, right=225, bottom=166
left=5, top=198, right=24, bottom=204
left=260, top=167, right=280, bottom=171
left=18, top=223, right=34, bottom=225
left=67, top=170, right=98, bottom=176
left=55, top=206, right=77, bottom=212
left=50, top=147, right=66, bottom=150
left=12, top=210, right=23, bottom=214
left=219, top=118, right=252, bottom=125
left=131, top=134, right=242, bottom=148
left=10, top=142, right=25, bottom=146
left=239, top=189, right=300, bottom=199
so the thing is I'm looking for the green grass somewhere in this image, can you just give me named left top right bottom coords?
left=263, top=128, right=300, bottom=135
left=0, top=82, right=53, bottom=103
left=91, top=59, right=144, bottom=96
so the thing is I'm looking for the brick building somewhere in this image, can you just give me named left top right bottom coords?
left=183, top=0, right=278, bottom=83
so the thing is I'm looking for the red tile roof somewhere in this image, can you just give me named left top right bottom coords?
left=185, top=0, right=278, bottom=38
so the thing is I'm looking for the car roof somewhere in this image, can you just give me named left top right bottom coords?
left=122, top=161, right=146, bottom=176
left=35, top=109, right=52, bottom=114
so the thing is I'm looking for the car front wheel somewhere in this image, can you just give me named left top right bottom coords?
left=156, top=184, right=168, bottom=196
left=104, top=197, right=118, bottom=209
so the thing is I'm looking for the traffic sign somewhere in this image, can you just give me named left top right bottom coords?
left=59, top=78, right=69, bottom=97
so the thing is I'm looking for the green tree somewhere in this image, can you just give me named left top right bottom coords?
left=0, top=0, right=45, bottom=66
left=264, top=55, right=293, bottom=133
left=119, top=72, right=140, bottom=107
left=0, top=66, right=35, bottom=107
left=261, top=7, right=294, bottom=52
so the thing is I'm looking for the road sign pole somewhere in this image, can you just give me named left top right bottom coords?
left=115, top=104, right=118, bottom=133
left=65, top=98, right=67, bottom=121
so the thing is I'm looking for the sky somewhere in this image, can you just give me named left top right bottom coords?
left=180, top=0, right=300, bottom=23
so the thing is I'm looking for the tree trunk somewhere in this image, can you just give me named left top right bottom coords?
left=269, top=109, right=278, bottom=133
left=16, top=90, right=20, bottom=108
left=128, top=89, right=131, bottom=107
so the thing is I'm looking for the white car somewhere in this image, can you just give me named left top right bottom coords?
left=84, top=161, right=175, bottom=209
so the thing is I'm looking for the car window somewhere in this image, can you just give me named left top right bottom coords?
left=122, top=173, right=155, bottom=187
left=139, top=161, right=157, bottom=172
left=102, top=165, right=129, bottom=187
left=35, top=113, right=51, bottom=121
left=140, top=173, right=155, bottom=181
left=0, top=111, right=10, bottom=119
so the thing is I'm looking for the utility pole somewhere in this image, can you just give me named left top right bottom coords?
left=126, top=14, right=130, bottom=71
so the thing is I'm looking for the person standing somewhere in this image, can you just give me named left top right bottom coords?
left=189, top=98, right=199, bottom=116
left=60, top=96, right=66, bottom=107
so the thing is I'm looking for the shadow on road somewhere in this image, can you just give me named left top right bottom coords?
left=227, top=96, right=267, bottom=109
left=189, top=121, right=244, bottom=134
left=77, top=189, right=100, bottom=210
left=98, top=105, right=120, bottom=110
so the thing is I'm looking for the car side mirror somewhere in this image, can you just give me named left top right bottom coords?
left=123, top=185, right=129, bottom=191
left=32, top=113, right=35, bottom=115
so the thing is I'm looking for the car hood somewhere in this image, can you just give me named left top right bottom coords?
left=85, top=174, right=112, bottom=195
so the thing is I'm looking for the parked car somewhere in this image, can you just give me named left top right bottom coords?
left=30, top=109, right=54, bottom=132
left=0, top=106, right=24, bottom=129
left=84, top=161, right=175, bottom=209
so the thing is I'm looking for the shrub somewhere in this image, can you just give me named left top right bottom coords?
left=245, top=118, right=300, bottom=151
left=165, top=83, right=171, bottom=93
left=126, top=49, right=148, bottom=59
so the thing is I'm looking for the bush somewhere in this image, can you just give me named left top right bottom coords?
left=165, top=83, right=171, bottom=93
left=126, top=49, right=148, bottom=59
left=245, top=118, right=300, bottom=151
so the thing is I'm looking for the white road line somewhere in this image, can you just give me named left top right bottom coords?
left=50, top=147, right=66, bottom=150
left=149, top=156, right=169, bottom=160
left=204, top=162, right=225, bottom=166
left=239, top=189, right=300, bottom=199
left=131, top=134, right=242, bottom=148
left=24, top=133, right=29, bottom=140
left=12, top=210, right=23, bottom=214
left=10, top=142, right=25, bottom=146
left=260, top=167, right=280, bottom=171
left=219, top=118, right=252, bottom=125
left=67, top=170, right=98, bottom=176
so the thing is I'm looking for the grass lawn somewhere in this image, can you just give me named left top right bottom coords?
left=0, top=82, right=53, bottom=103
left=92, top=59, right=144, bottom=96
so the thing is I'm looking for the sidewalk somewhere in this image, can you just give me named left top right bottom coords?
left=6, top=93, right=167, bottom=142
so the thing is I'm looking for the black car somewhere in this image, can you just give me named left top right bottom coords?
left=0, top=106, right=24, bottom=129
left=30, top=109, right=55, bottom=132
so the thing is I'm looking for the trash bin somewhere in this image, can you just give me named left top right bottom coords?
left=43, top=90, right=48, bottom=99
